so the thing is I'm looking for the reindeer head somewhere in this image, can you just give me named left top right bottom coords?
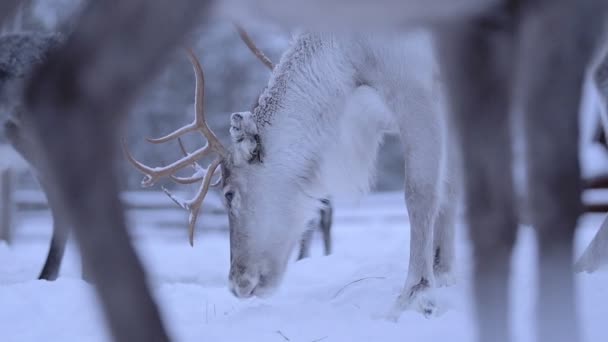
left=221, top=108, right=321, bottom=298
left=125, top=36, right=318, bottom=298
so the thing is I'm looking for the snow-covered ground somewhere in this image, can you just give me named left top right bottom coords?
left=0, top=192, right=607, bottom=342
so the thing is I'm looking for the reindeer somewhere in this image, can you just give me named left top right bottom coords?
left=0, top=30, right=330, bottom=283
left=5, top=0, right=605, bottom=341
left=235, top=4, right=604, bottom=342
left=0, top=32, right=77, bottom=281
left=125, top=30, right=458, bottom=317
left=127, top=2, right=606, bottom=341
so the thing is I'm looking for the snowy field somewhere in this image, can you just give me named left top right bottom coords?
left=0, top=192, right=607, bottom=342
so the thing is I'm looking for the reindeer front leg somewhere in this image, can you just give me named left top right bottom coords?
left=433, top=143, right=459, bottom=287
left=389, top=87, right=444, bottom=318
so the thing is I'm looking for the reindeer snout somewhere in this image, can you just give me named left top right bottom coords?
left=229, top=277, right=257, bottom=298
left=228, top=260, right=279, bottom=299
left=228, top=265, right=259, bottom=298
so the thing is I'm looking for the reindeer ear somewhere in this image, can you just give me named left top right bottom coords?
left=230, top=111, right=262, bottom=164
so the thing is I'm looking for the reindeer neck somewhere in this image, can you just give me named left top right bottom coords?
left=252, top=32, right=357, bottom=131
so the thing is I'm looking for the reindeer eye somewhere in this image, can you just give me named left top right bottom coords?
left=225, top=191, right=234, bottom=204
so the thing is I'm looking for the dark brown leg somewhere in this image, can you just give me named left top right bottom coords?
left=320, top=199, right=333, bottom=256
left=436, top=4, right=518, bottom=341
left=38, top=191, right=69, bottom=281
left=20, top=1, right=212, bottom=341
left=516, top=1, right=604, bottom=341
left=4, top=115, right=69, bottom=281
left=297, top=229, right=314, bottom=260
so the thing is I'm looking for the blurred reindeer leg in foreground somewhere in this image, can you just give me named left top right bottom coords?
left=577, top=39, right=608, bottom=273
left=20, top=0, right=212, bottom=341
left=517, top=1, right=604, bottom=341
left=437, top=1, right=604, bottom=341
left=436, top=4, right=517, bottom=341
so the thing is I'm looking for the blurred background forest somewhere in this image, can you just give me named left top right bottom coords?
left=0, top=0, right=405, bottom=194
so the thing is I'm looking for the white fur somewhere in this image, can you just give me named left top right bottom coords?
left=225, top=30, right=458, bottom=317
left=318, top=85, right=393, bottom=196
left=230, top=111, right=260, bottom=164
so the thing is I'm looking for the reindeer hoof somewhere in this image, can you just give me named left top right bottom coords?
left=388, top=278, right=440, bottom=320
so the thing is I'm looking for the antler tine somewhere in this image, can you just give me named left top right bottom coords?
left=178, top=137, right=203, bottom=173
left=122, top=139, right=214, bottom=187
left=169, top=138, right=221, bottom=185
left=185, top=48, right=227, bottom=155
left=146, top=48, right=206, bottom=144
left=162, top=158, right=221, bottom=246
left=147, top=49, right=228, bottom=161
left=170, top=167, right=222, bottom=185
left=146, top=124, right=198, bottom=144
left=170, top=174, right=204, bottom=185
left=210, top=169, right=222, bottom=187
left=125, top=49, right=226, bottom=246
left=122, top=139, right=155, bottom=178
left=234, top=24, right=275, bottom=71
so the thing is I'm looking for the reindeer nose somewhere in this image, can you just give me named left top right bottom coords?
left=229, top=265, right=258, bottom=298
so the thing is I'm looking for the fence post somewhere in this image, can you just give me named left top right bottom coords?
left=0, top=167, right=13, bottom=244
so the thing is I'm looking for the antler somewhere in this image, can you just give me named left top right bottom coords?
left=234, top=24, right=274, bottom=70
left=123, top=49, right=225, bottom=246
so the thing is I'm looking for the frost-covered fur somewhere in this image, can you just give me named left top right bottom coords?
left=223, top=31, right=458, bottom=317
left=0, top=33, right=64, bottom=106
